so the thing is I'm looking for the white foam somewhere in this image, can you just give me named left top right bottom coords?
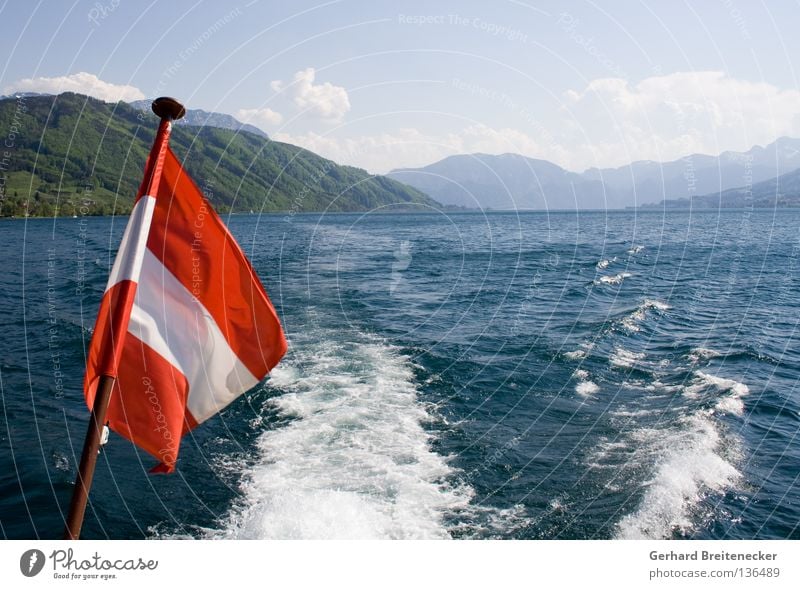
left=621, top=379, right=679, bottom=394
left=610, top=347, right=645, bottom=368
left=572, top=367, right=599, bottom=397
left=683, top=371, right=749, bottom=416
left=596, top=257, right=616, bottom=270
left=616, top=412, right=741, bottom=539
left=621, top=299, right=670, bottom=333
left=643, top=299, right=670, bottom=311
left=645, top=380, right=681, bottom=394
left=210, top=332, right=472, bottom=539
left=715, top=396, right=745, bottom=415
left=612, top=408, right=659, bottom=418
left=565, top=349, right=586, bottom=360
left=595, top=272, right=632, bottom=286
left=627, top=245, right=644, bottom=254
left=576, top=380, right=599, bottom=397
left=446, top=503, right=529, bottom=539
left=688, top=347, right=722, bottom=363
left=620, top=317, right=643, bottom=333
left=588, top=437, right=647, bottom=469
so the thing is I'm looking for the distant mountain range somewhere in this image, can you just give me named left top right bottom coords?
left=129, top=99, right=268, bottom=138
left=647, top=166, right=800, bottom=209
left=388, top=138, right=800, bottom=210
left=7, top=91, right=798, bottom=213
left=0, top=93, right=435, bottom=217
left=390, top=153, right=605, bottom=209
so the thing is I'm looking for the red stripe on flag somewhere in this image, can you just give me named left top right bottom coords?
left=146, top=147, right=287, bottom=379
left=105, top=332, right=194, bottom=472
left=85, top=279, right=138, bottom=402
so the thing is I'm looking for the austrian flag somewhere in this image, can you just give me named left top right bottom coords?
left=83, top=118, right=286, bottom=473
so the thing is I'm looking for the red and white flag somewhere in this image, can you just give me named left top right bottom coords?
left=84, top=133, right=286, bottom=473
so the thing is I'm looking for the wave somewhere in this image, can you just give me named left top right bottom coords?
left=564, top=349, right=587, bottom=360
left=594, top=272, right=632, bottom=286
left=596, top=256, right=617, bottom=270
left=684, top=371, right=750, bottom=416
left=209, top=330, right=472, bottom=539
left=627, top=245, right=644, bottom=254
left=576, top=381, right=599, bottom=397
left=573, top=369, right=599, bottom=397
left=619, top=379, right=683, bottom=400
left=610, top=347, right=645, bottom=369
left=620, top=299, right=670, bottom=333
left=688, top=347, right=722, bottom=363
left=615, top=412, right=741, bottom=539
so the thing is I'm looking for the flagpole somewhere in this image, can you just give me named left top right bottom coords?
left=63, top=97, right=186, bottom=540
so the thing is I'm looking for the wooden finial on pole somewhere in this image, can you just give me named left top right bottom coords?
left=151, top=97, right=186, bottom=121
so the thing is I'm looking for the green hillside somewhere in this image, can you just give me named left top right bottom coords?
left=0, top=93, right=436, bottom=217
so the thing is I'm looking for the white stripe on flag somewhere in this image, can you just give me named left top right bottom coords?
left=106, top=195, right=156, bottom=290
left=129, top=248, right=260, bottom=424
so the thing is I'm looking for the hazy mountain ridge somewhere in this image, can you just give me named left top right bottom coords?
left=646, top=165, right=800, bottom=209
left=389, top=138, right=800, bottom=210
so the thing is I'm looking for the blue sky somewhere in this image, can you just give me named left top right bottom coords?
left=2, top=0, right=800, bottom=172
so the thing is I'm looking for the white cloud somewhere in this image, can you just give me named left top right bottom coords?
left=561, top=71, right=800, bottom=168
left=271, top=68, right=350, bottom=122
left=3, top=72, right=144, bottom=102
left=276, top=71, right=800, bottom=173
left=235, top=107, right=284, bottom=128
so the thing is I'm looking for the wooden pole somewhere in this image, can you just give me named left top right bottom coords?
left=63, top=374, right=115, bottom=539
left=63, top=97, right=185, bottom=540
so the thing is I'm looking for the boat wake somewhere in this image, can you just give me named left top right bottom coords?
left=614, top=410, right=742, bottom=539
left=208, top=327, right=472, bottom=539
left=599, top=365, right=748, bottom=538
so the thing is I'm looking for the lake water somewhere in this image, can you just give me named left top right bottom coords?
left=1, top=209, right=798, bottom=539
